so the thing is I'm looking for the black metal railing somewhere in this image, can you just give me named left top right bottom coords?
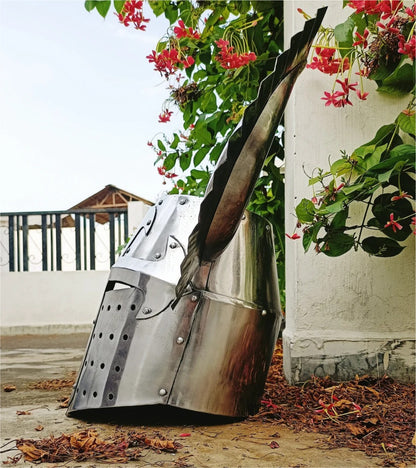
left=1, top=208, right=128, bottom=272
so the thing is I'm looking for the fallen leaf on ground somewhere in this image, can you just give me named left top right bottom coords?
left=16, top=410, right=31, bottom=416
left=34, top=425, right=44, bottom=432
left=3, top=385, right=16, bottom=392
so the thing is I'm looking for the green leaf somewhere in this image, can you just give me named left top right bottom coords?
left=302, top=221, right=323, bottom=252
left=334, top=17, right=355, bottom=57
left=157, top=140, right=166, bottom=151
left=170, top=133, right=180, bottom=150
left=322, top=233, right=355, bottom=257
left=318, top=199, right=345, bottom=215
left=201, top=91, right=217, bottom=114
left=365, top=144, right=387, bottom=169
left=165, top=6, right=178, bottom=24
left=193, top=146, right=210, bottom=166
left=377, top=63, right=416, bottom=96
left=331, top=208, right=349, bottom=230
left=179, top=154, right=191, bottom=171
left=295, top=198, right=315, bottom=223
left=163, top=153, right=177, bottom=171
left=113, top=1, right=125, bottom=14
left=361, top=236, right=405, bottom=257
left=396, top=112, right=415, bottom=135
left=85, top=0, right=97, bottom=12
left=95, top=0, right=111, bottom=17
left=389, top=144, right=416, bottom=161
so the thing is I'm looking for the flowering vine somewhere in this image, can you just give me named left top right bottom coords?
left=292, top=2, right=415, bottom=257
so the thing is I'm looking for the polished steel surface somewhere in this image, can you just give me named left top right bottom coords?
left=67, top=9, right=327, bottom=418
left=67, top=195, right=282, bottom=417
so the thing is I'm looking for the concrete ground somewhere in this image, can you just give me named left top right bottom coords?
left=0, top=333, right=387, bottom=467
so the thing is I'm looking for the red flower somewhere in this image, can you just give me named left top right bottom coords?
left=378, top=0, right=403, bottom=20
left=321, top=91, right=345, bottom=107
left=347, top=0, right=380, bottom=15
left=261, top=399, right=278, bottom=410
left=214, top=39, right=256, bottom=69
left=384, top=213, right=403, bottom=233
left=391, top=192, right=413, bottom=201
left=118, top=0, right=150, bottom=31
left=158, top=110, right=173, bottom=123
left=181, top=55, right=195, bottom=68
left=336, top=78, right=358, bottom=94
left=174, top=20, right=200, bottom=40
left=398, top=35, right=416, bottom=60
left=356, top=89, right=369, bottom=100
left=411, top=217, right=416, bottom=235
left=157, top=166, right=166, bottom=176
left=285, top=233, right=301, bottom=240
left=307, top=52, right=350, bottom=76
left=179, top=433, right=191, bottom=437
left=353, top=29, right=369, bottom=48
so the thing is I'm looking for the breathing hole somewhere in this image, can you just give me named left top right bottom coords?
left=122, top=334, right=128, bottom=341
left=117, top=305, right=121, bottom=310
left=107, top=305, right=111, bottom=311
left=108, top=393, right=114, bottom=400
left=90, top=360, right=94, bottom=366
left=109, top=334, right=114, bottom=340
left=82, top=390, right=86, bottom=396
left=115, top=365, right=120, bottom=372
left=130, top=304, right=136, bottom=311
left=93, top=391, right=97, bottom=398
left=100, top=363, right=105, bottom=369
left=99, top=332, right=103, bottom=338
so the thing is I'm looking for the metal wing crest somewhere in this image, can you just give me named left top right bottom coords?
left=175, top=7, right=327, bottom=299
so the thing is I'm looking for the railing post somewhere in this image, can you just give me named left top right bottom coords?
left=8, top=215, right=15, bottom=272
left=22, top=215, right=29, bottom=271
left=109, top=212, right=115, bottom=267
left=41, top=214, right=48, bottom=271
left=75, top=213, right=81, bottom=271
left=56, top=214, right=62, bottom=271
left=89, top=213, right=95, bottom=270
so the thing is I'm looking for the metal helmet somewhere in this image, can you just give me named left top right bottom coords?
left=67, top=8, right=326, bottom=418
left=67, top=194, right=281, bottom=417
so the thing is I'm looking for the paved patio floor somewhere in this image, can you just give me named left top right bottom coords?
left=1, top=333, right=387, bottom=467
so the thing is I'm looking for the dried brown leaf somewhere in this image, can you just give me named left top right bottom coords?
left=16, top=410, right=31, bottom=415
left=3, top=385, right=16, bottom=392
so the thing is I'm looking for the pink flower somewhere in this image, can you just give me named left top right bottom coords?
left=286, top=233, right=301, bottom=240
left=336, top=78, right=358, bottom=94
left=118, top=0, right=150, bottom=31
left=391, top=192, right=413, bottom=201
left=398, top=35, right=416, bottom=60
left=356, top=89, right=369, bottom=100
left=321, top=91, right=344, bottom=107
left=214, top=39, right=256, bottom=69
left=353, top=29, right=369, bottom=48
left=173, top=20, right=200, bottom=40
left=261, top=399, right=278, bottom=410
left=384, top=213, right=403, bottom=233
left=158, top=110, right=173, bottom=123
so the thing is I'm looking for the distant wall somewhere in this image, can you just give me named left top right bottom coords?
left=0, top=270, right=108, bottom=335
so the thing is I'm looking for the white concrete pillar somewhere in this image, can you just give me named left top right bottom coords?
left=283, top=1, right=415, bottom=383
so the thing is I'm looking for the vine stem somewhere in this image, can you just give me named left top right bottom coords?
left=356, top=195, right=373, bottom=249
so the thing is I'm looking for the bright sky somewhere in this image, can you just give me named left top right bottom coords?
left=0, top=0, right=178, bottom=212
